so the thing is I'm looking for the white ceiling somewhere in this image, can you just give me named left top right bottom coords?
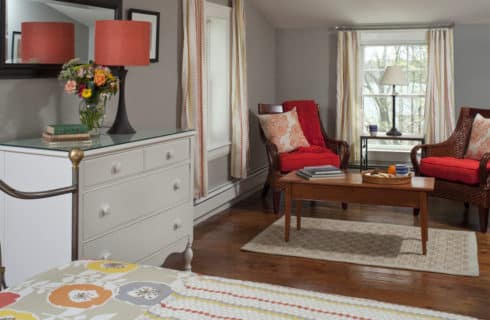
left=249, top=0, right=490, bottom=29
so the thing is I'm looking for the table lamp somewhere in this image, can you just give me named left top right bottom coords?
left=95, top=20, right=150, bottom=134
left=21, top=22, right=74, bottom=64
left=381, top=65, right=408, bottom=136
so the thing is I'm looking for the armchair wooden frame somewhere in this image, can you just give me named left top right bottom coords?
left=258, top=103, right=350, bottom=213
left=410, top=106, right=490, bottom=232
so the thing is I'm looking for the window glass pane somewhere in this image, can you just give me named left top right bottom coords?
left=206, top=16, right=230, bottom=150
left=361, top=43, right=427, bottom=137
left=362, top=70, right=389, bottom=94
left=363, top=95, right=392, bottom=132
left=408, top=70, right=426, bottom=94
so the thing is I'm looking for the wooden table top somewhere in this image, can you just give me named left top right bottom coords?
left=280, top=172, right=435, bottom=192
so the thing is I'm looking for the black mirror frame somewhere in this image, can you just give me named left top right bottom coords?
left=0, top=0, right=123, bottom=79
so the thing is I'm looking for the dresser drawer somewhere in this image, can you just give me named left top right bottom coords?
left=82, top=164, right=190, bottom=240
left=144, top=138, right=190, bottom=171
left=82, top=203, right=192, bottom=262
left=84, top=150, right=144, bottom=186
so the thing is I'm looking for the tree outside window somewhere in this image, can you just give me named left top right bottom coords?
left=362, top=44, right=427, bottom=146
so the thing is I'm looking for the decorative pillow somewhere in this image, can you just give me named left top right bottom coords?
left=258, top=108, right=310, bottom=153
left=283, top=100, right=326, bottom=147
left=465, top=113, right=490, bottom=160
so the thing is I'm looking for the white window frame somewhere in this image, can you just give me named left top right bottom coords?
left=360, top=30, right=428, bottom=152
left=205, top=2, right=232, bottom=160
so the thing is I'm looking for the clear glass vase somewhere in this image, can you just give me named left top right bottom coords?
left=79, top=99, right=106, bottom=136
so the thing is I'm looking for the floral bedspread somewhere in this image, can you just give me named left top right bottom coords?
left=0, top=260, right=475, bottom=320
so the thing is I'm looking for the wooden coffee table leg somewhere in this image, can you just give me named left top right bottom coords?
left=296, top=200, right=302, bottom=230
left=419, top=192, right=429, bottom=255
left=285, top=185, right=291, bottom=242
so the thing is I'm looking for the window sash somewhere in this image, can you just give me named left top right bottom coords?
left=361, top=41, right=427, bottom=138
left=205, top=2, right=232, bottom=153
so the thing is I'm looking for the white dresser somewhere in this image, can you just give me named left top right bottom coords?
left=0, top=129, right=195, bottom=286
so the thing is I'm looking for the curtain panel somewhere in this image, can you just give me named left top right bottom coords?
left=230, top=0, right=249, bottom=179
left=336, top=31, right=362, bottom=161
left=424, top=28, right=455, bottom=144
left=181, top=0, right=208, bottom=198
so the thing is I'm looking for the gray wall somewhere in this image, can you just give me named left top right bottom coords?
left=244, top=0, right=276, bottom=172
left=0, top=0, right=273, bottom=193
left=454, top=24, right=490, bottom=115
left=276, top=27, right=337, bottom=136
left=207, top=0, right=276, bottom=189
left=0, top=0, right=182, bottom=142
left=276, top=24, right=490, bottom=137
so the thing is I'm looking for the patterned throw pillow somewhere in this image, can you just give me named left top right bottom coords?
left=258, top=108, right=310, bottom=153
left=465, top=113, right=490, bottom=160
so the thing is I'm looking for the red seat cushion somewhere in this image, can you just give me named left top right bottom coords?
left=420, top=157, right=490, bottom=185
left=283, top=100, right=326, bottom=147
left=279, top=146, right=340, bottom=172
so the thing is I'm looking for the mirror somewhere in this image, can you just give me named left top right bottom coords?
left=0, top=0, right=122, bottom=77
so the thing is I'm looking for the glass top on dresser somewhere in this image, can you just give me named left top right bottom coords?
left=0, top=128, right=194, bottom=152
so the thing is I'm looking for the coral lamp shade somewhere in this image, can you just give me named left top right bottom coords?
left=95, top=20, right=151, bottom=66
left=21, top=22, right=75, bottom=64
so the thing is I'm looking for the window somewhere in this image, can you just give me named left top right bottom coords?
left=361, top=31, right=428, bottom=149
left=205, top=3, right=232, bottom=159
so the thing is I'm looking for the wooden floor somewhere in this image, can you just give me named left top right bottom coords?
left=165, top=192, right=490, bottom=319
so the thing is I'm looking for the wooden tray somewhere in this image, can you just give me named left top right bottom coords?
left=362, top=171, right=412, bottom=185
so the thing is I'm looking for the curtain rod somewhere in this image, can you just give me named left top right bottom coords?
left=335, top=23, right=454, bottom=31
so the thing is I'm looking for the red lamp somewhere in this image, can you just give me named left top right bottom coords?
left=21, top=22, right=74, bottom=64
left=95, top=20, right=151, bottom=134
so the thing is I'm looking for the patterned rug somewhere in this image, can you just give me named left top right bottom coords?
left=140, top=273, right=475, bottom=320
left=242, top=217, right=479, bottom=276
left=2, top=261, right=475, bottom=320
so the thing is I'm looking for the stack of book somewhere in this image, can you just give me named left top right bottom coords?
left=42, top=124, right=91, bottom=142
left=296, top=165, right=345, bottom=180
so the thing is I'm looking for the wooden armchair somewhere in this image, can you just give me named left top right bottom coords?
left=411, top=107, right=490, bottom=232
left=258, top=102, right=350, bottom=213
left=0, top=244, right=5, bottom=290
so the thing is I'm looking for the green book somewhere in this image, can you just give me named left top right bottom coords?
left=46, top=124, right=89, bottom=135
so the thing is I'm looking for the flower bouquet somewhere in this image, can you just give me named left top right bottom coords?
left=59, top=59, right=118, bottom=135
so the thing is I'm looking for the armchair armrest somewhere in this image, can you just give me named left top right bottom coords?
left=324, top=137, right=350, bottom=170
left=265, top=140, right=280, bottom=172
left=410, top=138, right=459, bottom=175
left=479, top=153, right=490, bottom=190
left=410, top=144, right=424, bottom=175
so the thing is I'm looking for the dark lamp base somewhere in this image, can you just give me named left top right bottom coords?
left=386, top=127, right=402, bottom=136
left=107, top=67, right=135, bottom=135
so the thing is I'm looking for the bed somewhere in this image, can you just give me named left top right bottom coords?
left=0, top=260, right=474, bottom=320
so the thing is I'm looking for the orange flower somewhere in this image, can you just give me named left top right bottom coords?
left=48, top=284, right=112, bottom=309
left=94, top=70, right=107, bottom=87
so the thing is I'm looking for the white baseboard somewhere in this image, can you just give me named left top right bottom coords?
left=193, top=166, right=268, bottom=224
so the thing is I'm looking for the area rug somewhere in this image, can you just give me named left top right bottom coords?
left=242, top=217, right=479, bottom=276
left=2, top=261, right=475, bottom=320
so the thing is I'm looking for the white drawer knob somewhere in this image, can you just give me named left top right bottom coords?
left=100, top=252, right=112, bottom=260
left=111, top=162, right=121, bottom=175
left=166, top=150, right=174, bottom=160
left=173, top=219, right=183, bottom=230
left=100, top=205, right=111, bottom=218
left=173, top=180, right=181, bottom=191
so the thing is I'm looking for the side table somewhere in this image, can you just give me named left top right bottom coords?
left=360, top=133, right=425, bottom=171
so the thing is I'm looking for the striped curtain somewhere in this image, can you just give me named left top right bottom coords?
left=336, top=31, right=361, bottom=161
left=230, top=0, right=249, bottom=179
left=181, top=0, right=208, bottom=198
left=424, top=28, right=455, bottom=144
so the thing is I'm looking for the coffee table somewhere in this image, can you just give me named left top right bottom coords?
left=279, top=172, right=435, bottom=255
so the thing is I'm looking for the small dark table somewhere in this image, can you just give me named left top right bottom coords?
left=360, top=133, right=425, bottom=171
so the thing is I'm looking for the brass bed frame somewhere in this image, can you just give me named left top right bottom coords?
left=0, top=148, right=84, bottom=290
